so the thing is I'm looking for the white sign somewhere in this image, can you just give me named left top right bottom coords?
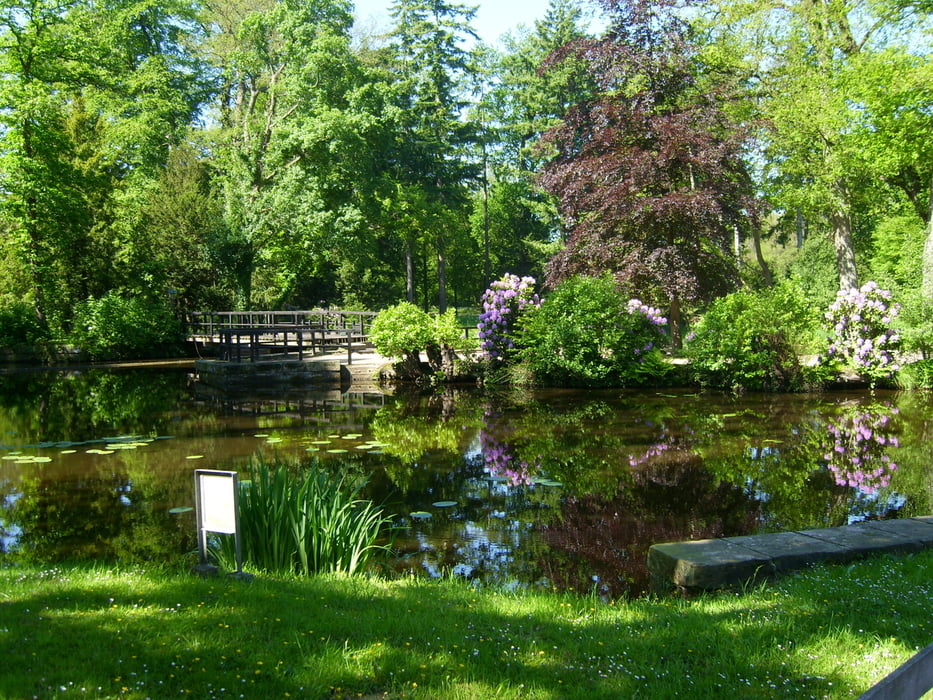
left=197, top=470, right=238, bottom=534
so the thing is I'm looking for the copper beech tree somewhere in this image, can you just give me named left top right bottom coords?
left=538, top=0, right=760, bottom=346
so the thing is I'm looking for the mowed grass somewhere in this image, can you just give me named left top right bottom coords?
left=0, top=551, right=930, bottom=699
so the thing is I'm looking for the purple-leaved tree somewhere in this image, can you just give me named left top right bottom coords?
left=537, top=0, right=761, bottom=346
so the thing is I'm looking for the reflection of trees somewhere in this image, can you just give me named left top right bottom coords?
left=539, top=452, right=760, bottom=598
left=0, top=369, right=187, bottom=444
left=4, top=452, right=195, bottom=564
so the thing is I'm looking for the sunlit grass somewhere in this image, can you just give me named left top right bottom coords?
left=0, top=550, right=929, bottom=698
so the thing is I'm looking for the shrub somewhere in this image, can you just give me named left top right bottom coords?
left=687, top=282, right=820, bottom=391
left=216, top=455, right=394, bottom=576
left=517, top=274, right=669, bottom=386
left=370, top=302, right=433, bottom=375
left=477, top=274, right=541, bottom=363
left=823, top=281, right=901, bottom=385
left=0, top=301, right=50, bottom=350
left=371, top=303, right=476, bottom=380
left=69, top=292, right=185, bottom=359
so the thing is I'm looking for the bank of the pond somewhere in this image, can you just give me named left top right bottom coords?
left=1, top=550, right=930, bottom=699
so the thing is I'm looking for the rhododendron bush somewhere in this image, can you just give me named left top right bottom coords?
left=824, top=281, right=901, bottom=385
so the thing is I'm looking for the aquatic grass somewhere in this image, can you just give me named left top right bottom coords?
left=0, top=550, right=929, bottom=698
left=217, top=454, right=394, bottom=576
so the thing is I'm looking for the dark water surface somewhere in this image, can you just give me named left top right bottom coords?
left=1, top=366, right=930, bottom=597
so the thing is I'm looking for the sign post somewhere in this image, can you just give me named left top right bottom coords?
left=193, top=469, right=250, bottom=578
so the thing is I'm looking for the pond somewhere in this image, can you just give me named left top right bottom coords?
left=0, top=366, right=931, bottom=597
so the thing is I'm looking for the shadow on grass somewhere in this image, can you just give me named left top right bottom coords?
left=0, top=553, right=929, bottom=698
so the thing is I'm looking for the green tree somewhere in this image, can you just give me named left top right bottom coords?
left=383, top=0, right=481, bottom=310
left=706, top=0, right=933, bottom=292
left=0, top=0, right=210, bottom=325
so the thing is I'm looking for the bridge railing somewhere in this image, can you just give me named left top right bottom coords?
left=186, top=310, right=377, bottom=341
left=185, top=310, right=377, bottom=364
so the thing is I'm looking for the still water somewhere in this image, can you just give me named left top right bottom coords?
left=1, top=366, right=931, bottom=597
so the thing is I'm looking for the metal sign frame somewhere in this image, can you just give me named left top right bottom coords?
left=193, top=469, right=244, bottom=575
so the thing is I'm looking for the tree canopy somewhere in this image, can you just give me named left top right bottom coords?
left=0, top=0, right=930, bottom=335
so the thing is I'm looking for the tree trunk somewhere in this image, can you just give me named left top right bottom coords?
left=830, top=206, right=858, bottom=290
left=405, top=238, right=414, bottom=303
left=751, top=224, right=773, bottom=287
left=437, top=233, right=447, bottom=313
left=923, top=177, right=933, bottom=301
left=668, top=294, right=682, bottom=350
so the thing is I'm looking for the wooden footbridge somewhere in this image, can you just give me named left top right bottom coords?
left=186, top=310, right=376, bottom=365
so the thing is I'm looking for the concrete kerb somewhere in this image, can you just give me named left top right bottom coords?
left=648, top=516, right=933, bottom=592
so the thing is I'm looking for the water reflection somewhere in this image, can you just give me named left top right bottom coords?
left=0, top=369, right=930, bottom=598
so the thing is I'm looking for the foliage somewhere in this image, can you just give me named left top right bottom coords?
left=687, top=283, right=821, bottom=391
left=892, top=289, right=933, bottom=360
left=217, top=454, right=393, bottom=576
left=370, top=302, right=434, bottom=362
left=68, top=292, right=184, bottom=360
left=823, top=281, right=901, bottom=385
left=477, top=273, right=541, bottom=363
left=371, top=303, right=475, bottom=379
left=517, top=275, right=670, bottom=387
left=0, top=300, right=50, bottom=349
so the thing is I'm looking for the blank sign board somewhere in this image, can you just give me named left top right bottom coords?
left=196, top=470, right=238, bottom=534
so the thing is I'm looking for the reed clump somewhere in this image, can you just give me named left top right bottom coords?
left=217, top=455, right=394, bottom=575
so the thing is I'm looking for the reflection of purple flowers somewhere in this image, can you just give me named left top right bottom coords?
left=477, top=274, right=541, bottom=362
left=481, top=432, right=536, bottom=486
left=824, top=281, right=901, bottom=382
left=628, top=441, right=671, bottom=467
left=821, top=404, right=900, bottom=494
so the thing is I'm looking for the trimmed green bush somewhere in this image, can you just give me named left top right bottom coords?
left=517, top=274, right=670, bottom=387
left=686, top=282, right=820, bottom=391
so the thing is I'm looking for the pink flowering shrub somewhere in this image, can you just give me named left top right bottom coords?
left=824, top=281, right=901, bottom=385
left=477, top=274, right=541, bottom=363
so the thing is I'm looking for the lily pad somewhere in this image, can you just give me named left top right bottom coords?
left=410, top=511, right=433, bottom=519
left=355, top=444, right=374, bottom=450
left=536, top=480, right=563, bottom=487
left=186, top=455, right=205, bottom=460
left=432, top=500, right=458, bottom=508
left=326, top=449, right=349, bottom=454
left=168, top=506, right=194, bottom=514
left=60, top=449, right=77, bottom=455
left=310, top=440, right=332, bottom=445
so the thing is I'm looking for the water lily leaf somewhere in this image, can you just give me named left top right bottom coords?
left=326, top=449, right=348, bottom=454
left=168, top=506, right=194, bottom=514
left=186, top=455, right=204, bottom=460
left=60, top=449, right=77, bottom=455
left=432, top=501, right=458, bottom=508
left=327, top=434, right=341, bottom=439
left=305, top=447, right=320, bottom=452
left=254, top=433, right=269, bottom=438
left=536, top=480, right=563, bottom=487
left=343, top=434, right=363, bottom=439
left=265, top=437, right=283, bottom=444
left=355, top=444, right=374, bottom=450
left=410, top=511, right=433, bottom=519
left=310, top=440, right=332, bottom=445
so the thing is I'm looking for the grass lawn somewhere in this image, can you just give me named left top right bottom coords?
left=0, top=550, right=930, bottom=699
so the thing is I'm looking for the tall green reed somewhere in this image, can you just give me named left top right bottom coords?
left=216, top=454, right=394, bottom=576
